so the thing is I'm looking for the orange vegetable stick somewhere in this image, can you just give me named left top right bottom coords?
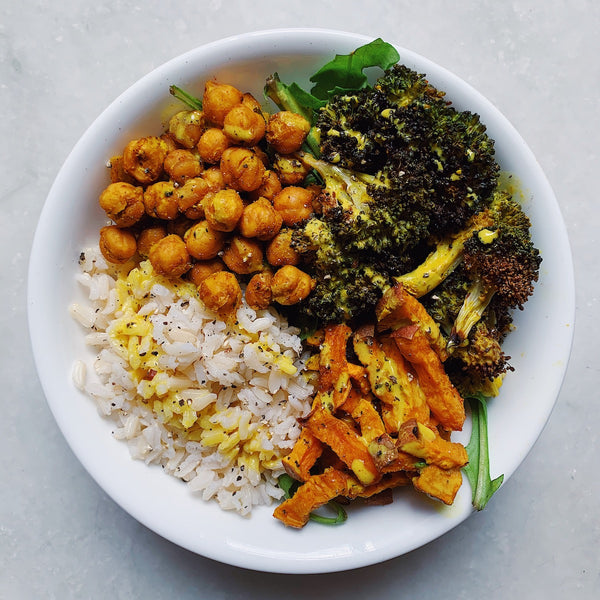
left=392, top=326, right=466, bottom=431
left=282, top=428, right=324, bottom=482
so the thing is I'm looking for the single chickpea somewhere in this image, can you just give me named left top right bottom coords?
left=222, top=235, right=264, bottom=275
left=241, top=92, right=264, bottom=115
left=148, top=234, right=191, bottom=278
left=202, top=81, right=244, bottom=126
left=266, top=111, right=311, bottom=155
left=238, top=197, right=283, bottom=241
left=137, top=225, right=167, bottom=258
left=122, top=136, right=168, bottom=184
left=266, top=228, right=301, bottom=266
left=197, top=127, right=230, bottom=164
left=107, top=155, right=136, bottom=185
left=176, top=177, right=210, bottom=215
left=187, top=258, right=225, bottom=286
left=184, top=220, right=227, bottom=260
left=271, top=154, right=312, bottom=186
left=168, top=110, right=205, bottom=149
left=247, top=170, right=282, bottom=202
left=159, top=133, right=179, bottom=153
left=271, top=265, right=315, bottom=305
left=99, top=225, right=137, bottom=264
left=99, top=181, right=145, bottom=227
left=245, top=271, right=273, bottom=311
left=163, top=149, right=203, bottom=185
left=198, top=271, right=242, bottom=318
left=273, top=186, right=314, bottom=226
left=143, top=181, right=179, bottom=220
left=220, top=147, right=265, bottom=192
left=223, top=104, right=266, bottom=146
left=203, top=189, right=244, bottom=232
left=202, top=166, right=226, bottom=192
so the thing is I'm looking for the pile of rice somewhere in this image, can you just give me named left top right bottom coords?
left=69, top=247, right=314, bottom=515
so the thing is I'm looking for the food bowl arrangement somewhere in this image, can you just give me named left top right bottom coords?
left=28, top=28, right=574, bottom=573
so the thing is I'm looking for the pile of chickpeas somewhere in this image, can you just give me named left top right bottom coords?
left=97, top=79, right=320, bottom=318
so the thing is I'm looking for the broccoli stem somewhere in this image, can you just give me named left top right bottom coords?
left=463, top=394, right=504, bottom=510
left=449, top=278, right=496, bottom=348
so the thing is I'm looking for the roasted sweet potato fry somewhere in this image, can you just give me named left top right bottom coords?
left=353, top=329, right=430, bottom=433
left=274, top=467, right=355, bottom=528
left=282, top=428, right=324, bottom=482
left=375, top=283, right=448, bottom=361
left=306, top=407, right=380, bottom=485
left=412, top=465, right=464, bottom=505
left=398, top=419, right=468, bottom=470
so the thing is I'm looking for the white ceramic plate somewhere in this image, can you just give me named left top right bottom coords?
left=28, top=28, right=574, bottom=573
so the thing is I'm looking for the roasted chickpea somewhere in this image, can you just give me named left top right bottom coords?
left=163, top=149, right=202, bottom=185
left=202, top=166, right=226, bottom=192
left=176, top=177, right=210, bottom=216
left=241, top=92, right=264, bottom=115
left=238, top=197, right=283, bottom=241
left=220, top=147, right=265, bottom=192
left=99, top=181, right=145, bottom=227
left=187, top=258, right=225, bottom=286
left=203, top=189, right=244, bottom=232
left=271, top=265, right=315, bottom=305
left=198, top=271, right=242, bottom=317
left=148, top=234, right=191, bottom=278
left=247, top=170, right=282, bottom=202
left=184, top=220, right=227, bottom=260
left=197, top=127, right=230, bottom=164
left=137, top=225, right=167, bottom=258
left=99, top=225, right=137, bottom=264
left=266, top=228, right=301, bottom=266
left=122, top=136, right=168, bottom=184
left=266, top=111, right=311, bottom=155
left=107, top=155, right=136, bottom=185
left=245, top=271, right=273, bottom=310
left=223, top=104, right=266, bottom=146
left=271, top=154, right=312, bottom=186
left=168, top=110, right=204, bottom=149
left=273, top=186, right=314, bottom=226
left=222, top=235, right=264, bottom=275
left=159, top=133, right=179, bottom=153
left=202, top=81, right=243, bottom=126
left=143, top=181, right=179, bottom=220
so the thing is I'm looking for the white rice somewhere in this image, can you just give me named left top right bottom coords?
left=70, top=247, right=314, bottom=515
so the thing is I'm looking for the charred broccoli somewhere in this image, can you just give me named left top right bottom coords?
left=317, top=63, right=500, bottom=236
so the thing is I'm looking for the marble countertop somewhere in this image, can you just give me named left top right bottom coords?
left=2, top=1, right=598, bottom=598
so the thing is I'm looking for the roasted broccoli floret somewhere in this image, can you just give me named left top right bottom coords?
left=290, top=153, right=431, bottom=324
left=317, top=63, right=500, bottom=236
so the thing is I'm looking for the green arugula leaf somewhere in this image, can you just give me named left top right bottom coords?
left=463, top=393, right=504, bottom=510
left=309, top=38, right=400, bottom=100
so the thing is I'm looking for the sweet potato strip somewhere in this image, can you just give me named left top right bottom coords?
left=375, top=283, right=448, bottom=361
left=352, top=330, right=429, bottom=434
left=282, top=428, right=324, bottom=482
left=273, top=467, right=355, bottom=528
left=412, top=465, right=464, bottom=505
left=306, top=407, right=380, bottom=486
left=318, top=323, right=352, bottom=392
left=399, top=420, right=468, bottom=470
left=392, top=326, right=466, bottom=431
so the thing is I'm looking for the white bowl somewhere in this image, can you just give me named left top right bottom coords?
left=28, top=28, right=575, bottom=574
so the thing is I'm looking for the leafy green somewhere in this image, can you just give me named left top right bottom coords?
left=169, top=84, right=203, bottom=110
left=463, top=393, right=504, bottom=510
left=309, top=37, right=400, bottom=100
left=278, top=474, right=347, bottom=526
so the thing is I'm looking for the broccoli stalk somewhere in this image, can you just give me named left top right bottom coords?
left=463, top=393, right=504, bottom=510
